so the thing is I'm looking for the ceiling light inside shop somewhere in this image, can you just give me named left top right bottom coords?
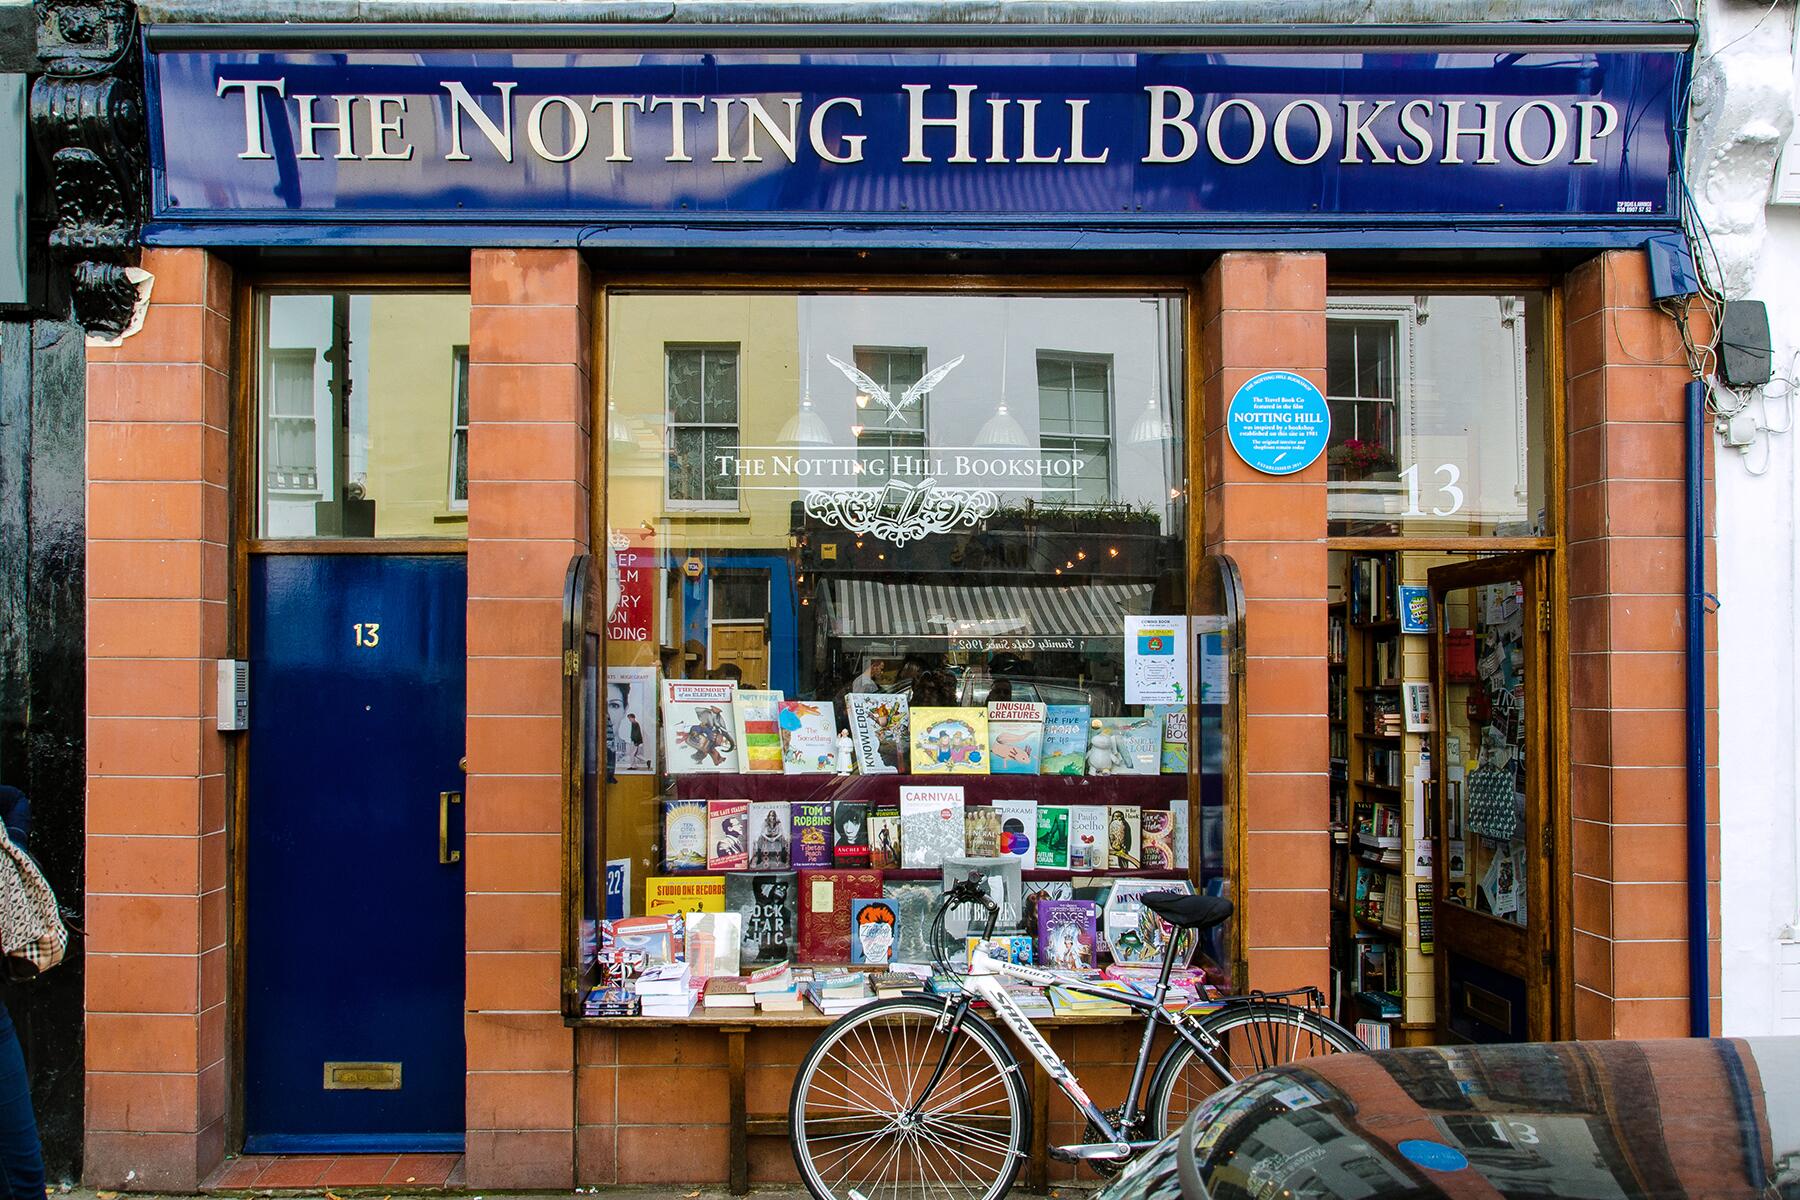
left=976, top=401, right=1028, bottom=448
left=780, top=396, right=834, bottom=446
left=1130, top=393, right=1172, bottom=444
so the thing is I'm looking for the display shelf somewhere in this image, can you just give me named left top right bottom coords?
left=672, top=773, right=1187, bottom=805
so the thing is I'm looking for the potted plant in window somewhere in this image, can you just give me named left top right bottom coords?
left=1327, top=438, right=1397, bottom=482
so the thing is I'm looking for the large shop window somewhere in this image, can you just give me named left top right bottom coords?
left=255, top=291, right=473, bottom=538
left=1326, top=294, right=1550, bottom=539
left=569, top=289, right=1240, bottom=1018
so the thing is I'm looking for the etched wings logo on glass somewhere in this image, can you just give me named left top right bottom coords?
left=825, top=353, right=965, bottom=426
left=804, top=479, right=999, bottom=546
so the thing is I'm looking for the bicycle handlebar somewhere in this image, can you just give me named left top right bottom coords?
left=929, top=873, right=1001, bottom=977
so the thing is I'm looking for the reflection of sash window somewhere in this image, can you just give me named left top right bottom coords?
left=264, top=347, right=320, bottom=493
left=447, top=346, right=470, bottom=510
left=853, top=347, right=929, bottom=477
left=1037, top=352, right=1113, bottom=505
left=665, top=344, right=740, bottom=509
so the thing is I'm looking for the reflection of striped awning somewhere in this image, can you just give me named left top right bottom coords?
left=826, top=579, right=1154, bottom=642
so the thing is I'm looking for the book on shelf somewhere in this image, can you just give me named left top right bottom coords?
left=1380, top=872, right=1406, bottom=932
left=1040, top=704, right=1091, bottom=774
left=790, top=801, right=834, bottom=869
left=832, top=800, right=871, bottom=867
left=868, top=801, right=903, bottom=870
left=1328, top=609, right=1347, bottom=665
left=779, top=700, right=838, bottom=774
left=846, top=692, right=909, bottom=774
left=911, top=707, right=990, bottom=773
left=987, top=701, right=1047, bottom=774
left=661, top=680, right=740, bottom=773
left=1154, top=704, right=1190, bottom=774
left=1350, top=555, right=1398, bottom=625
left=963, top=805, right=1002, bottom=858
left=1089, top=715, right=1160, bottom=776
left=725, top=871, right=799, bottom=966
left=642, top=990, right=699, bottom=1018
left=644, top=876, right=725, bottom=916
left=900, top=785, right=966, bottom=868
left=733, top=689, right=785, bottom=773
left=849, top=897, right=900, bottom=965
left=1068, top=805, right=1109, bottom=870
left=994, top=798, right=1037, bottom=865
left=796, top=868, right=883, bottom=962
left=1354, top=1017, right=1394, bottom=1048
left=746, top=800, right=792, bottom=870
left=1365, top=746, right=1405, bottom=787
left=941, top=855, right=1023, bottom=935
left=1047, top=979, right=1134, bottom=1015
left=1107, top=805, right=1143, bottom=869
left=1364, top=691, right=1403, bottom=735
left=661, top=799, right=708, bottom=873
left=707, top=798, right=749, bottom=871
left=1141, top=809, right=1175, bottom=869
left=703, top=977, right=756, bottom=1009
left=1036, top=805, right=1070, bottom=868
left=635, top=960, right=692, bottom=996
left=1036, top=899, right=1099, bottom=970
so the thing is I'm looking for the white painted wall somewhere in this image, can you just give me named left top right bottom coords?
left=1696, top=0, right=1800, bottom=1035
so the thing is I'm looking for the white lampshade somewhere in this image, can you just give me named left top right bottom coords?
left=975, top=401, right=1028, bottom=449
left=1129, top=394, right=1172, bottom=444
left=779, top=395, right=834, bottom=446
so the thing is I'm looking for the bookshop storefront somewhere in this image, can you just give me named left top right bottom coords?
left=83, top=13, right=1711, bottom=1193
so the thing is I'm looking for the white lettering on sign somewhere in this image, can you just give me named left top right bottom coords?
left=210, top=79, right=1625, bottom=175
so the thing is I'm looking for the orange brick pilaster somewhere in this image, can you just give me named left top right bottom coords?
left=464, top=249, right=590, bottom=1186
left=83, top=248, right=232, bottom=1189
left=1198, top=253, right=1331, bottom=992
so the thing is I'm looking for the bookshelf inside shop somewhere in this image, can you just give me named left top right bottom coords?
left=1329, top=550, right=1435, bottom=1048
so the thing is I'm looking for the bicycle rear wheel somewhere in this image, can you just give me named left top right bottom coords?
left=1145, top=1000, right=1362, bottom=1137
left=789, top=997, right=1031, bottom=1200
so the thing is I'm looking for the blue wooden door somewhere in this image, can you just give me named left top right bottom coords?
left=245, top=555, right=466, bottom=1152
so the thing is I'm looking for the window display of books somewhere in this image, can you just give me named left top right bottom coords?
left=581, top=673, right=1214, bottom=1022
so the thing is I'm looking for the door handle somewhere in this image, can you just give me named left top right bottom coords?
left=439, top=790, right=463, bottom=864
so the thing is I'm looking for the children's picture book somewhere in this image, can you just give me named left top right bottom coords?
left=1041, top=704, right=1091, bottom=774
left=993, top=798, right=1037, bottom=865
left=1153, top=704, right=1190, bottom=774
left=846, top=693, right=909, bottom=774
left=746, top=800, right=792, bottom=869
left=987, top=701, right=1046, bottom=774
left=941, top=855, right=1024, bottom=936
left=661, top=680, right=740, bottom=773
left=725, top=870, right=799, bottom=966
left=645, top=875, right=726, bottom=916
left=1088, top=715, right=1162, bottom=776
left=963, top=805, right=1001, bottom=858
left=1036, top=899, right=1099, bottom=970
left=868, top=801, right=903, bottom=870
left=1104, top=878, right=1194, bottom=965
left=779, top=700, right=838, bottom=773
left=1107, top=805, right=1143, bottom=870
left=686, top=911, right=743, bottom=978
left=900, top=785, right=966, bottom=868
left=1141, top=808, right=1175, bottom=870
left=661, top=799, right=708, bottom=872
left=832, top=801, right=871, bottom=867
left=910, top=708, right=989, bottom=774
left=707, top=798, right=749, bottom=870
left=733, top=689, right=786, bottom=773
left=790, top=800, right=834, bottom=868
left=882, top=879, right=943, bottom=963
left=1068, top=805, right=1109, bottom=870
left=850, top=898, right=900, bottom=965
left=965, top=936, right=1034, bottom=967
left=605, top=665, right=658, bottom=774
left=798, top=868, right=883, bottom=962
left=1035, top=806, right=1070, bottom=868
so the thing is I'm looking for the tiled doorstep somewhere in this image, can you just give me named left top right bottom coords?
left=201, top=1154, right=460, bottom=1193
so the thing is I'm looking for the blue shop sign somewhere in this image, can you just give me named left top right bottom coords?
left=143, top=46, right=1686, bottom=247
left=1227, top=372, right=1330, bottom=476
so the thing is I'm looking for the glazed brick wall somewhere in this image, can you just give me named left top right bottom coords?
left=83, top=248, right=232, bottom=1189
left=464, top=249, right=591, bottom=1188
left=1197, top=252, right=1332, bottom=993
left=1564, top=250, right=1721, bottom=1038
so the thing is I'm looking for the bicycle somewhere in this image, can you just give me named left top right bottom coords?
left=789, top=875, right=1363, bottom=1200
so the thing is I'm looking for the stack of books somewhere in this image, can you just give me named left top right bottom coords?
left=748, top=962, right=803, bottom=1012
left=807, top=971, right=875, bottom=1015
left=1046, top=978, right=1134, bottom=1016
left=871, top=971, right=924, bottom=999
left=637, top=962, right=697, bottom=1018
left=703, top=977, right=755, bottom=1010
left=583, top=986, right=639, bottom=1018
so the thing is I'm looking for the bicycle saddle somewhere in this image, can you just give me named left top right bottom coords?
left=1142, top=892, right=1235, bottom=930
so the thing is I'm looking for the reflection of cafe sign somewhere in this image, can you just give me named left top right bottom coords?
left=805, top=479, right=999, bottom=546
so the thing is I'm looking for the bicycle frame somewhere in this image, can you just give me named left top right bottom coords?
left=914, top=950, right=1225, bottom=1150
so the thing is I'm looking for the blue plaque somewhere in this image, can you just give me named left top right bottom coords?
left=1226, top=371, right=1330, bottom=476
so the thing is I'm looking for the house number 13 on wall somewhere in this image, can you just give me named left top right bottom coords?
left=1399, top=463, right=1466, bottom=518
left=354, top=623, right=381, bottom=648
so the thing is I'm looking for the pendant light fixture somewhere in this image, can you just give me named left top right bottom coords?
left=975, top=304, right=1029, bottom=449
left=1130, top=298, right=1172, bottom=445
left=780, top=315, right=834, bottom=446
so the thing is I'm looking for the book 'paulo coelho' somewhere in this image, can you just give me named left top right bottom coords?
left=661, top=680, right=740, bottom=773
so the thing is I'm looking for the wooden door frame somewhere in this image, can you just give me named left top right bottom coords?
left=1427, top=551, right=1557, bottom=1042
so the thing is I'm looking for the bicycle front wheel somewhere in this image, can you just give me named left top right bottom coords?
left=789, top=997, right=1031, bottom=1200
left=1146, top=1000, right=1362, bottom=1137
